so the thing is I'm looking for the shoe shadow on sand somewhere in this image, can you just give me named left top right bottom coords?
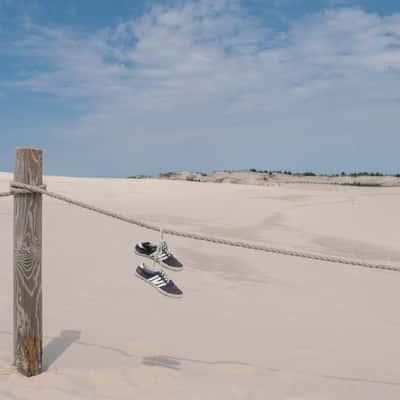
left=43, top=330, right=81, bottom=370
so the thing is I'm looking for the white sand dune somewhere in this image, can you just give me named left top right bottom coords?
left=1, top=171, right=400, bottom=399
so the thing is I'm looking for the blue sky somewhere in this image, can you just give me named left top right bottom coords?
left=1, top=0, right=399, bottom=177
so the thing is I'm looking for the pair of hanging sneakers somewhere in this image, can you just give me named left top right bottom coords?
left=134, top=240, right=184, bottom=298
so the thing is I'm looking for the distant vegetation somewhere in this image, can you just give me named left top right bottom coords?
left=248, top=169, right=395, bottom=177
left=130, top=170, right=400, bottom=180
left=127, top=175, right=150, bottom=179
left=346, top=172, right=384, bottom=177
left=185, top=175, right=201, bottom=182
left=159, top=172, right=177, bottom=178
left=249, top=169, right=294, bottom=175
left=338, top=182, right=383, bottom=187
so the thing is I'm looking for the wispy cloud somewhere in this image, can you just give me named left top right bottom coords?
left=2, top=0, right=400, bottom=173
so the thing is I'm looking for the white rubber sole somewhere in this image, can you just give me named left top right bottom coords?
left=134, top=248, right=184, bottom=272
left=135, top=270, right=183, bottom=299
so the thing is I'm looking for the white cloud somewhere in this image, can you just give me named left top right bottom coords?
left=3, top=0, right=400, bottom=173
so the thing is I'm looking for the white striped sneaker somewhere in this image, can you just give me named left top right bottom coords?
left=134, top=241, right=183, bottom=272
left=135, top=263, right=183, bottom=298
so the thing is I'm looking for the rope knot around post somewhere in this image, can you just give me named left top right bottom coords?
left=10, top=182, right=47, bottom=195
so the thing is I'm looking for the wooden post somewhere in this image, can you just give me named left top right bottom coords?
left=13, top=148, right=43, bottom=377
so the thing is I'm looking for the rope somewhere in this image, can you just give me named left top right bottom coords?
left=10, top=181, right=400, bottom=273
left=1, top=187, right=45, bottom=196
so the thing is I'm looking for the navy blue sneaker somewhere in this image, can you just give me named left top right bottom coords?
left=135, top=263, right=183, bottom=298
left=134, top=241, right=183, bottom=272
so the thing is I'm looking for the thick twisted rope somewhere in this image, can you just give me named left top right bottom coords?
left=1, top=187, right=41, bottom=196
left=9, top=181, right=400, bottom=273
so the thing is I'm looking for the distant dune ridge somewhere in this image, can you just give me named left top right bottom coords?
left=129, top=170, right=400, bottom=187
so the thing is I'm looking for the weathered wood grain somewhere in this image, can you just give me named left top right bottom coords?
left=13, top=148, right=43, bottom=377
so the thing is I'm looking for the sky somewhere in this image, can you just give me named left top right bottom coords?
left=0, top=0, right=399, bottom=177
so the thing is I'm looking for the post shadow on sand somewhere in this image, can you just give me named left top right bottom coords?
left=43, top=330, right=81, bottom=370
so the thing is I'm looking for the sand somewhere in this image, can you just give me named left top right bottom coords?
left=1, top=171, right=400, bottom=399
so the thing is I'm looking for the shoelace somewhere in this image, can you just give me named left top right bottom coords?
left=158, top=270, right=169, bottom=283
left=160, top=240, right=170, bottom=255
left=155, top=240, right=173, bottom=260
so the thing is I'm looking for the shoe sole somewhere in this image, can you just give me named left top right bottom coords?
left=135, top=270, right=183, bottom=299
left=134, top=248, right=184, bottom=272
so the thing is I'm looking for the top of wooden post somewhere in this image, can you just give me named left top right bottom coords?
left=14, top=148, right=43, bottom=186
left=15, top=147, right=43, bottom=152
